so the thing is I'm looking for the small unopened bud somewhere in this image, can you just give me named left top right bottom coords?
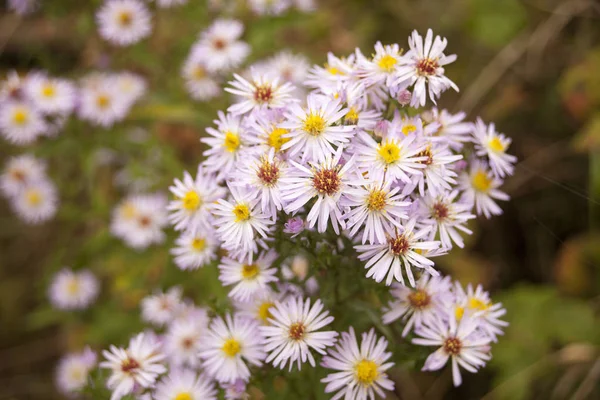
left=284, top=216, right=304, bottom=237
left=373, top=120, right=389, bottom=138
left=397, top=89, right=412, bottom=106
left=291, top=255, right=309, bottom=280
left=454, top=160, right=468, bottom=172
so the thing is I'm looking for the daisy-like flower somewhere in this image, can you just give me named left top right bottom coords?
left=245, top=109, right=290, bottom=154
left=55, top=347, right=97, bottom=395
left=48, top=268, right=99, bottom=310
left=0, top=154, right=46, bottom=197
left=24, top=74, right=76, bottom=115
left=355, top=129, right=426, bottom=184
left=458, top=159, right=509, bottom=219
left=260, top=297, right=338, bottom=370
left=155, top=369, right=217, bottom=400
left=305, top=53, right=355, bottom=90
left=96, top=0, right=152, bottom=47
left=100, top=333, right=167, bottom=400
left=0, top=100, right=45, bottom=145
left=425, top=108, right=472, bottom=150
left=218, top=250, right=279, bottom=302
left=417, top=190, right=474, bottom=249
left=195, top=19, right=250, bottom=73
left=281, top=149, right=356, bottom=234
left=201, top=111, right=248, bottom=179
left=78, top=75, right=128, bottom=128
left=355, top=219, right=441, bottom=286
left=168, top=166, right=224, bottom=231
left=199, top=313, right=266, bottom=383
left=181, top=49, right=220, bottom=101
left=357, top=41, right=403, bottom=87
left=453, top=283, right=508, bottom=342
left=321, top=327, right=395, bottom=400
left=235, top=288, right=282, bottom=325
left=212, top=185, right=273, bottom=263
left=394, top=29, right=458, bottom=107
left=412, top=313, right=492, bottom=387
left=141, top=287, right=184, bottom=326
left=164, top=316, right=207, bottom=368
left=114, top=72, right=147, bottom=105
left=11, top=179, right=58, bottom=224
left=472, top=118, right=517, bottom=178
left=280, top=94, right=354, bottom=162
left=171, top=228, right=219, bottom=270
left=382, top=274, right=452, bottom=336
left=232, top=149, right=287, bottom=218
left=268, top=51, right=310, bottom=85
left=226, top=69, right=295, bottom=115
left=344, top=178, right=410, bottom=244
left=110, top=193, right=168, bottom=250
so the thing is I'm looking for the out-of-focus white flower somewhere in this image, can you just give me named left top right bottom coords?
left=11, top=179, right=58, bottom=224
left=24, top=74, right=76, bottom=115
left=0, top=100, right=45, bottom=145
left=171, top=228, right=219, bottom=270
left=49, top=268, right=99, bottom=310
left=96, top=0, right=152, bottom=46
left=110, top=193, right=168, bottom=250
left=194, top=19, right=250, bottom=73
left=154, top=368, right=217, bottom=400
left=55, top=347, right=97, bottom=395
left=141, top=287, right=184, bottom=326
left=0, top=154, right=46, bottom=197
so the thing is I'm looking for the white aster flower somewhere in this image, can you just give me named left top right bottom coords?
left=355, top=218, right=441, bottom=286
left=245, top=109, right=290, bottom=154
left=280, top=94, right=354, bottom=163
left=0, top=100, right=45, bottom=145
left=226, top=69, right=295, bottom=115
left=235, top=288, right=283, bottom=325
left=425, top=108, right=472, bottom=151
left=114, top=72, right=147, bottom=105
left=195, top=19, right=250, bottom=73
left=0, top=154, right=46, bottom=197
left=458, top=159, right=509, bottom=219
left=472, top=118, right=517, bottom=178
left=171, top=228, right=219, bottom=270
left=164, top=314, right=210, bottom=368
left=201, top=111, right=249, bottom=179
left=55, top=347, right=97, bottom=395
left=357, top=41, right=403, bottom=87
left=453, top=282, right=508, bottom=342
left=141, top=287, right=184, bottom=326
left=11, top=179, right=58, bottom=224
left=110, top=193, right=168, bottom=250
left=412, top=313, right=492, bottom=387
left=218, top=250, right=279, bottom=302
left=96, top=0, right=152, bottom=46
left=199, top=313, right=266, bottom=383
left=100, top=333, right=167, bottom=400
left=78, top=75, right=128, bottom=127
left=268, top=51, right=310, bottom=85
left=154, top=369, right=217, bottom=400
left=321, top=327, right=395, bottom=400
left=382, top=274, right=453, bottom=336
left=260, top=297, right=338, bottom=370
left=394, top=29, right=458, bottom=107
left=181, top=49, right=220, bottom=101
left=305, top=53, right=355, bottom=90
left=24, top=74, right=76, bottom=115
left=281, top=148, right=356, bottom=234
left=48, top=268, right=99, bottom=310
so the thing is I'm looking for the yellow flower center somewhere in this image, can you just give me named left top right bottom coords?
left=377, top=54, right=397, bottom=72
left=258, top=301, right=274, bottom=322
left=377, top=140, right=401, bottom=164
left=488, top=137, right=506, bottom=152
left=407, top=289, right=431, bottom=309
left=66, top=278, right=80, bottom=295
left=472, top=170, right=492, bottom=193
left=174, top=393, right=192, bottom=400
left=401, top=124, right=417, bottom=136
left=26, top=189, right=42, bottom=206
left=355, top=359, right=378, bottom=385
left=366, top=189, right=387, bottom=211
left=222, top=338, right=241, bottom=357
left=468, top=297, right=490, bottom=311
left=455, top=306, right=465, bottom=320
left=121, top=203, right=137, bottom=219
left=345, top=107, right=359, bottom=124
left=191, top=238, right=206, bottom=251
left=241, top=264, right=259, bottom=280
left=96, top=95, right=110, bottom=109
left=232, top=204, right=251, bottom=222
left=223, top=131, right=240, bottom=153
left=118, top=11, right=132, bottom=26
left=192, top=66, right=206, bottom=80
left=181, top=191, right=201, bottom=210
left=42, top=84, right=56, bottom=98
left=303, top=114, right=326, bottom=136
left=267, top=127, right=290, bottom=152
left=12, top=109, right=28, bottom=125
left=325, top=64, right=343, bottom=75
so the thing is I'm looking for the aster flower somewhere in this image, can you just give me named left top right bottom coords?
left=171, top=228, right=219, bottom=270
left=114, top=72, right=147, bottom=105
left=48, top=268, right=99, bottom=310
left=225, top=69, right=296, bottom=115
left=268, top=51, right=310, bottom=85
left=110, top=193, right=168, bottom=250
left=96, top=0, right=152, bottom=47
left=0, top=100, right=45, bottom=145
left=219, top=250, right=279, bottom=302
left=355, top=218, right=441, bottom=286
left=304, top=53, right=355, bottom=89
left=0, top=154, right=46, bottom=197
left=412, top=313, right=492, bottom=387
left=357, top=41, right=403, bottom=87
left=281, top=148, right=356, bottom=234
left=343, top=177, right=410, bottom=244
left=321, top=327, right=395, bottom=400
left=201, top=111, right=249, bottom=179
left=55, top=347, right=97, bottom=395
left=472, top=118, right=517, bottom=178
left=141, top=287, right=183, bottom=326
left=182, top=49, right=221, bottom=101
left=199, top=313, right=266, bottom=383
left=260, top=297, right=338, bottom=370
left=168, top=166, right=224, bottom=232
left=458, top=159, right=509, bottom=219
left=280, top=94, right=354, bottom=162
left=78, top=75, right=128, bottom=127
left=155, top=369, right=217, bottom=400
left=382, top=274, right=452, bottom=336
left=235, top=288, right=283, bottom=325
left=394, top=29, right=458, bottom=107
left=425, top=108, right=472, bottom=150
left=100, top=333, right=167, bottom=400
left=453, top=282, right=508, bottom=342
left=164, top=315, right=209, bottom=368
left=245, top=109, right=290, bottom=154
left=24, top=74, right=76, bottom=115
left=195, top=19, right=250, bottom=73
left=11, top=179, right=58, bottom=224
